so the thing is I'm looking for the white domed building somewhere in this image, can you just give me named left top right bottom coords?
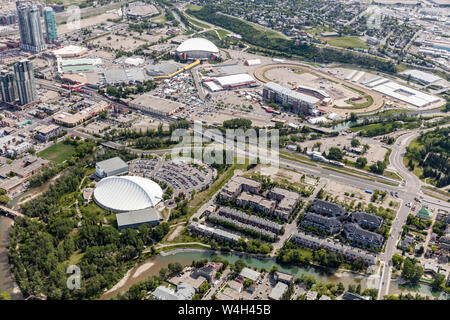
left=175, top=38, right=219, bottom=61
left=94, top=175, right=163, bottom=212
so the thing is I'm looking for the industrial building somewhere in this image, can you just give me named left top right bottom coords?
left=263, top=82, right=319, bottom=115
left=400, top=69, right=443, bottom=85
left=175, top=38, right=219, bottom=61
left=95, top=157, right=129, bottom=178
left=93, top=175, right=163, bottom=212
left=371, top=81, right=440, bottom=108
left=203, top=73, right=258, bottom=91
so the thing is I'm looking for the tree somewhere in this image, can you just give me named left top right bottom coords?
left=350, top=112, right=358, bottom=122
left=431, top=273, right=445, bottom=291
left=159, top=267, right=168, bottom=279
left=392, top=254, right=404, bottom=269
left=351, top=138, right=360, bottom=148
left=168, top=262, right=183, bottom=276
left=356, top=157, right=367, bottom=169
left=327, top=147, right=343, bottom=161
left=234, top=259, right=246, bottom=273
left=370, top=161, right=387, bottom=174
left=401, top=258, right=423, bottom=283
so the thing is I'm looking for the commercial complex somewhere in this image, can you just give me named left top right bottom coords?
left=43, top=7, right=58, bottom=42
left=52, top=101, right=110, bottom=127
left=263, top=82, right=319, bottom=116
left=17, top=2, right=46, bottom=53
left=14, top=60, right=38, bottom=106
left=93, top=175, right=163, bottom=212
left=175, top=38, right=219, bottom=61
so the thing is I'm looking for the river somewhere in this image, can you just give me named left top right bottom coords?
left=100, top=249, right=369, bottom=300
left=0, top=216, right=22, bottom=300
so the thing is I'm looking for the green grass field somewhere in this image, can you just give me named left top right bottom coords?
left=217, top=29, right=230, bottom=39
left=188, top=17, right=210, bottom=29
left=187, top=5, right=202, bottom=11
left=321, top=36, right=368, bottom=49
left=37, top=142, right=76, bottom=163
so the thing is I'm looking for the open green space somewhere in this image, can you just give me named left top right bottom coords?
left=37, top=142, right=76, bottom=163
left=187, top=17, right=210, bottom=29
left=321, top=36, right=369, bottom=49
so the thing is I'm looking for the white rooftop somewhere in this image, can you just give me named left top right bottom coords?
left=176, top=38, right=219, bottom=53
left=94, top=175, right=163, bottom=212
left=371, top=81, right=440, bottom=107
left=214, top=73, right=255, bottom=86
left=401, top=69, right=443, bottom=84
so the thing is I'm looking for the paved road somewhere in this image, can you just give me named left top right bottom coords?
left=377, top=128, right=449, bottom=299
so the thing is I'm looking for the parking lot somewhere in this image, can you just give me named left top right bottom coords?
left=129, top=157, right=216, bottom=197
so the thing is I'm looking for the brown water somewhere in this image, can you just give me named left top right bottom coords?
left=0, top=216, right=22, bottom=300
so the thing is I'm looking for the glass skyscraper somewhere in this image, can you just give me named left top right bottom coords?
left=0, top=70, right=17, bottom=104
left=16, top=2, right=46, bottom=52
left=14, top=60, right=37, bottom=106
left=44, top=7, right=58, bottom=42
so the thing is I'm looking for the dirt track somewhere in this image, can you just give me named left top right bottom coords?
left=254, top=63, right=385, bottom=114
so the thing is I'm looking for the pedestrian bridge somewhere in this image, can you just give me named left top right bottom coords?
left=0, top=205, right=24, bottom=219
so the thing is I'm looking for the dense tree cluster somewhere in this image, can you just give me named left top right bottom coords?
left=188, top=6, right=397, bottom=73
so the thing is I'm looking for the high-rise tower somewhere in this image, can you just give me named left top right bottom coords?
left=16, top=2, right=46, bottom=52
left=0, top=70, right=17, bottom=104
left=14, top=60, right=37, bottom=106
left=44, top=7, right=57, bottom=42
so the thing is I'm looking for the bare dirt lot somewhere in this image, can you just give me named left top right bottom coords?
left=90, top=33, right=147, bottom=51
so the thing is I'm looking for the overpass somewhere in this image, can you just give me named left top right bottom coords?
left=0, top=205, right=25, bottom=219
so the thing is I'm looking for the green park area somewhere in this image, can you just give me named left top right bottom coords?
left=321, top=36, right=368, bottom=49
left=37, top=142, right=76, bottom=163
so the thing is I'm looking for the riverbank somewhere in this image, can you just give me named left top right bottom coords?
left=0, top=216, right=22, bottom=300
left=99, top=248, right=371, bottom=300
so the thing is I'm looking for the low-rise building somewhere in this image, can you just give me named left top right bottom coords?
left=239, top=267, right=261, bottom=282
left=301, top=212, right=341, bottom=234
left=311, top=199, right=347, bottom=217
left=268, top=282, right=288, bottom=300
left=274, top=271, right=294, bottom=285
left=187, top=222, right=241, bottom=243
left=236, top=192, right=276, bottom=214
left=290, top=232, right=377, bottom=265
left=217, top=206, right=283, bottom=234
left=34, top=124, right=61, bottom=142
left=343, top=222, right=384, bottom=248
left=350, top=211, right=383, bottom=230
left=268, top=187, right=300, bottom=220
